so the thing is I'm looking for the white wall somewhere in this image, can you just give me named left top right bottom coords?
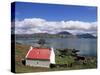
left=50, top=47, right=55, bottom=64
left=26, top=59, right=50, bottom=68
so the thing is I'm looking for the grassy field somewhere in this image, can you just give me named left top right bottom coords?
left=15, top=43, right=97, bottom=73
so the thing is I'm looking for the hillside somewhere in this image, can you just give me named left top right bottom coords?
left=15, top=43, right=97, bottom=73
left=76, top=33, right=96, bottom=38
left=15, top=32, right=96, bottom=39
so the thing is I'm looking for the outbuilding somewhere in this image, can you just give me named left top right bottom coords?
left=25, top=46, right=55, bottom=68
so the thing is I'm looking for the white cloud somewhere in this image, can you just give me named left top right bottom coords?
left=15, top=18, right=97, bottom=35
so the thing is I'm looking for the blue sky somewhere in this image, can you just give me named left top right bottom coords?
left=14, top=2, right=97, bottom=22
left=12, top=2, right=97, bottom=35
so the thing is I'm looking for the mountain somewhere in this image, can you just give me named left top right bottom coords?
left=15, top=32, right=96, bottom=39
left=57, top=31, right=72, bottom=35
left=57, top=31, right=76, bottom=38
left=76, top=33, right=96, bottom=38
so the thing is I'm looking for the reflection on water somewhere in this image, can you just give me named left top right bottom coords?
left=16, top=38, right=97, bottom=56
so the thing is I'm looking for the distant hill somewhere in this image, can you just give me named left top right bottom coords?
left=57, top=31, right=76, bottom=38
left=15, top=32, right=97, bottom=39
left=76, top=33, right=96, bottom=38
left=57, top=31, right=72, bottom=35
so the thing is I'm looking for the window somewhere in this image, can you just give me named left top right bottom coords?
left=37, top=62, right=38, bottom=64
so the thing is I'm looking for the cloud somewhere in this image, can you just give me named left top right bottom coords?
left=15, top=18, right=97, bottom=35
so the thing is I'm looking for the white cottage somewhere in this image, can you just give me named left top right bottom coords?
left=25, top=46, right=55, bottom=68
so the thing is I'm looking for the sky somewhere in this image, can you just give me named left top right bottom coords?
left=12, top=2, right=97, bottom=35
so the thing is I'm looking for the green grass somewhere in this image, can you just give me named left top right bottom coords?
left=15, top=43, right=97, bottom=73
left=55, top=55, right=74, bottom=64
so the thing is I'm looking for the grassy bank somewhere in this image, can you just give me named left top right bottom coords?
left=15, top=43, right=97, bottom=73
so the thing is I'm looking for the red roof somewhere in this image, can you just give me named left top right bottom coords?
left=26, top=48, right=51, bottom=60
